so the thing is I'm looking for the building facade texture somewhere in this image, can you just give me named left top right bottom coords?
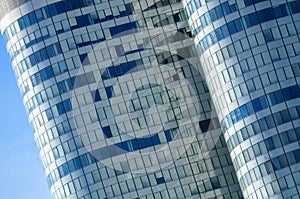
left=0, top=0, right=299, bottom=199
left=183, top=0, right=300, bottom=198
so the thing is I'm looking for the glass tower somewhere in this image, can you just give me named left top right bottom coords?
left=0, top=0, right=242, bottom=199
left=183, top=0, right=300, bottom=198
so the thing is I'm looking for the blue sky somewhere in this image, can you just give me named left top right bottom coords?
left=0, top=37, right=50, bottom=198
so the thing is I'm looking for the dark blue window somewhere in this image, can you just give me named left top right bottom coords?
left=240, top=105, right=248, bottom=118
left=291, top=86, right=300, bottom=98
left=294, top=149, right=300, bottom=162
left=130, top=139, right=138, bottom=151
left=242, top=15, right=251, bottom=28
left=54, top=43, right=62, bottom=54
left=290, top=1, right=300, bottom=14
left=215, top=5, right=224, bottom=18
left=68, top=160, right=76, bottom=173
left=244, top=0, right=253, bottom=6
left=165, top=130, right=173, bottom=142
left=62, top=163, right=69, bottom=176
left=249, top=13, right=259, bottom=26
left=55, top=1, right=66, bottom=14
left=258, top=119, right=268, bottom=131
left=29, top=54, right=36, bottom=66
left=105, top=86, right=115, bottom=99
left=265, top=116, right=275, bottom=129
left=64, top=0, right=74, bottom=11
left=46, top=45, right=55, bottom=57
left=144, top=137, right=153, bottom=147
left=280, top=110, right=291, bottom=123
left=215, top=28, right=223, bottom=40
left=278, top=155, right=289, bottom=168
left=221, top=25, right=229, bottom=37
left=229, top=4, right=237, bottom=12
left=76, top=15, right=93, bottom=28
left=296, top=128, right=300, bottom=140
left=102, top=126, right=113, bottom=138
left=137, top=138, right=146, bottom=149
left=35, top=52, right=42, bottom=63
left=262, top=86, right=273, bottom=103
left=257, top=10, right=267, bottom=23
left=35, top=9, right=44, bottom=21
left=48, top=4, right=58, bottom=16
left=79, top=155, right=89, bottom=167
left=274, top=6, right=283, bottom=18
left=58, top=81, right=67, bottom=94
left=283, top=88, right=293, bottom=100
left=107, top=67, right=116, bottom=78
left=18, top=18, right=25, bottom=29
left=40, top=48, right=48, bottom=60
left=156, top=177, right=165, bottom=184
left=115, top=66, right=123, bottom=76
left=265, top=8, right=275, bottom=20
left=57, top=102, right=65, bottom=115
left=246, top=102, right=254, bottom=115
left=280, top=4, right=290, bottom=16
left=273, top=112, right=283, bottom=126
left=259, top=96, right=269, bottom=109
left=274, top=90, right=284, bottom=104
left=222, top=3, right=231, bottom=15
left=209, top=9, right=217, bottom=21
left=40, top=69, right=47, bottom=81
left=92, top=90, right=101, bottom=102
left=235, top=108, right=242, bottom=121
left=235, top=19, right=244, bottom=32
left=23, top=15, right=31, bottom=27
left=46, top=67, right=54, bottom=78
left=29, top=12, right=37, bottom=24
left=110, top=22, right=137, bottom=36
left=74, top=157, right=82, bottom=170
left=252, top=99, right=262, bottom=112
left=64, top=100, right=72, bottom=112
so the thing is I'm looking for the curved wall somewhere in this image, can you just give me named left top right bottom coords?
left=183, top=0, right=300, bottom=198
left=0, top=0, right=242, bottom=199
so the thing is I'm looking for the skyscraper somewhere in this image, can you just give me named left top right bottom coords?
left=183, top=0, right=300, bottom=198
left=0, top=0, right=242, bottom=199
left=1, top=0, right=299, bottom=199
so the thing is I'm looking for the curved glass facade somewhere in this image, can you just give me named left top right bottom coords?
left=183, top=0, right=300, bottom=198
left=0, top=0, right=243, bottom=199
